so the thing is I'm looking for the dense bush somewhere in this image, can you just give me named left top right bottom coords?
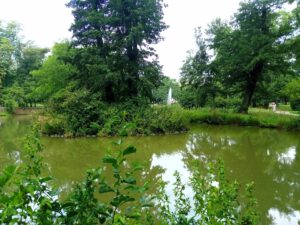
left=40, top=115, right=66, bottom=136
left=41, top=92, right=189, bottom=137
left=214, top=96, right=241, bottom=110
left=95, top=104, right=188, bottom=136
left=4, top=99, right=17, bottom=114
left=43, top=88, right=106, bottom=136
left=0, top=129, right=259, bottom=224
left=290, top=98, right=300, bottom=111
left=177, top=89, right=199, bottom=108
left=283, top=79, right=300, bottom=111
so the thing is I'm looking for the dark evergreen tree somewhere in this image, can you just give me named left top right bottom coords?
left=67, top=0, right=167, bottom=102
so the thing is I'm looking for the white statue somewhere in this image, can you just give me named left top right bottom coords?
left=269, top=102, right=276, bottom=112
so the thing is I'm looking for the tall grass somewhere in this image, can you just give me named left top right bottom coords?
left=182, top=107, right=300, bottom=131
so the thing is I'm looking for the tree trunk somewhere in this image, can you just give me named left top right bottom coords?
left=239, top=62, right=264, bottom=113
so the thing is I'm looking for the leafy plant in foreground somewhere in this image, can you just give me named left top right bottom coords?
left=0, top=127, right=61, bottom=224
left=157, top=160, right=259, bottom=225
left=61, top=140, right=154, bottom=225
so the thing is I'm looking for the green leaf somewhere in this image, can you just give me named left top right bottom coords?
left=39, top=176, right=52, bottom=183
left=110, top=195, right=135, bottom=207
left=0, top=165, right=16, bottom=188
left=122, top=177, right=136, bottom=185
left=122, top=146, right=136, bottom=156
left=99, top=184, right=115, bottom=194
left=132, top=162, right=143, bottom=171
left=102, top=155, right=117, bottom=166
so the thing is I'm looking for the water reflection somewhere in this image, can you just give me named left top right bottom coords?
left=0, top=117, right=300, bottom=225
left=181, top=126, right=300, bottom=225
left=268, top=208, right=300, bottom=225
left=277, top=146, right=297, bottom=165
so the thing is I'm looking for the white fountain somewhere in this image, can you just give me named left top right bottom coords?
left=167, top=87, right=172, bottom=105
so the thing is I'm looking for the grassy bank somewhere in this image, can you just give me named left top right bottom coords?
left=183, top=107, right=300, bottom=131
left=0, top=111, right=8, bottom=117
left=40, top=105, right=300, bottom=137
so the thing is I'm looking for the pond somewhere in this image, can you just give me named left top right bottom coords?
left=0, top=115, right=299, bottom=225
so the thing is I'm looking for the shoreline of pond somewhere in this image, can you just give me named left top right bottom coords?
left=2, top=107, right=300, bottom=139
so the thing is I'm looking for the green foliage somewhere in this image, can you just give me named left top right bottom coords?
left=41, top=114, right=67, bottom=136
left=190, top=161, right=258, bottom=225
left=42, top=100, right=189, bottom=137
left=66, top=0, right=167, bottom=102
left=4, top=99, right=17, bottom=113
left=0, top=21, right=22, bottom=89
left=283, top=78, right=300, bottom=110
left=214, top=96, right=241, bottom=110
left=0, top=127, right=62, bottom=224
left=252, top=73, right=295, bottom=107
left=62, top=142, right=153, bottom=224
left=157, top=160, right=258, bottom=225
left=181, top=0, right=299, bottom=113
left=153, top=76, right=181, bottom=104
left=290, top=98, right=300, bottom=111
left=2, top=84, right=26, bottom=113
left=31, top=42, right=77, bottom=102
left=177, top=88, right=199, bottom=108
left=42, top=88, right=104, bottom=136
left=0, top=20, right=48, bottom=110
left=181, top=107, right=300, bottom=131
left=180, top=28, right=220, bottom=108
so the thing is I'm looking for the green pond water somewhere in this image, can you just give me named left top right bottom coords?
left=0, top=115, right=299, bottom=224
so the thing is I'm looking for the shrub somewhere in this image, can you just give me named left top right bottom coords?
left=177, top=89, right=198, bottom=108
left=290, top=98, right=300, bottom=111
left=214, top=96, right=241, bottom=110
left=99, top=104, right=189, bottom=136
left=4, top=99, right=17, bottom=114
left=41, top=115, right=66, bottom=136
left=47, top=88, right=106, bottom=136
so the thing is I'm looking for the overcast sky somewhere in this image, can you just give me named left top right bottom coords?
left=0, top=0, right=241, bottom=80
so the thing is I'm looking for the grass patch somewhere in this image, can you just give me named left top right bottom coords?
left=0, top=111, right=8, bottom=117
left=183, top=107, right=300, bottom=131
left=277, top=104, right=292, bottom=112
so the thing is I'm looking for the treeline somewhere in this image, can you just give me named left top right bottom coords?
left=0, top=21, right=48, bottom=112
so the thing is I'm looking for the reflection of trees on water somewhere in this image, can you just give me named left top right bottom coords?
left=181, top=126, right=300, bottom=225
left=0, top=116, right=33, bottom=170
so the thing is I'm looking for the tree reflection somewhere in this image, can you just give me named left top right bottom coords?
left=182, top=126, right=300, bottom=225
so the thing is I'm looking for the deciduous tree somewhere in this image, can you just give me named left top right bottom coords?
left=207, top=0, right=298, bottom=113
